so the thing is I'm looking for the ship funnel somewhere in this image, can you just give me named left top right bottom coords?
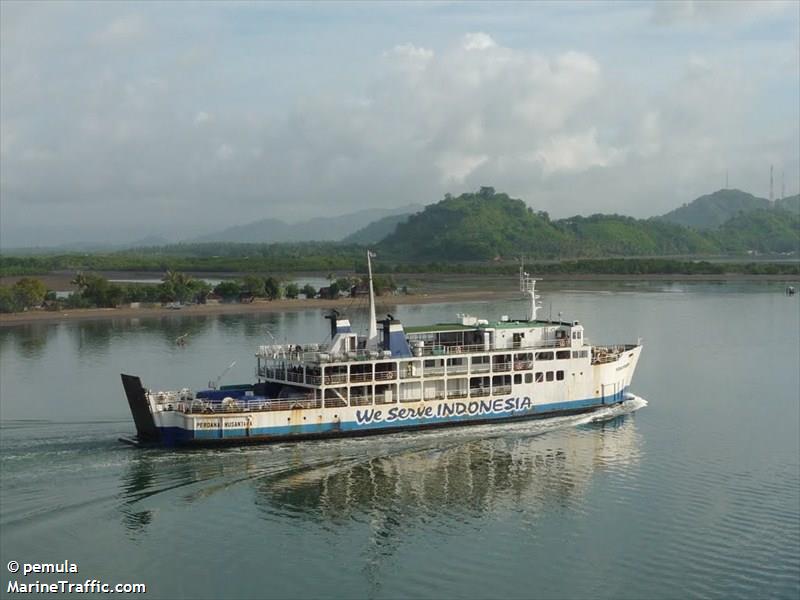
left=381, top=317, right=412, bottom=357
left=325, top=310, right=352, bottom=338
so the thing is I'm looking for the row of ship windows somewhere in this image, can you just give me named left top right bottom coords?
left=428, top=349, right=589, bottom=367
left=504, top=371, right=566, bottom=384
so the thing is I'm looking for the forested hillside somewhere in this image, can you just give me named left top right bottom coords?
left=378, top=189, right=798, bottom=260
left=658, top=189, right=770, bottom=229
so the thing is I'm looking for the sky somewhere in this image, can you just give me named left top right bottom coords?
left=1, top=0, right=798, bottom=247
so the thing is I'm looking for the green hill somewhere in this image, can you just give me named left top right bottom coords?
left=714, top=207, right=800, bottom=254
left=379, top=189, right=731, bottom=260
left=776, top=194, right=800, bottom=215
left=379, top=188, right=569, bottom=260
left=555, top=215, right=718, bottom=256
left=659, top=189, right=770, bottom=229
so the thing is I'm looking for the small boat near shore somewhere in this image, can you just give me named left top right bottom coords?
left=121, top=252, right=643, bottom=447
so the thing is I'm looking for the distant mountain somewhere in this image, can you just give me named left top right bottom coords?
left=342, top=212, right=417, bottom=244
left=191, top=205, right=423, bottom=243
left=129, top=234, right=170, bottom=248
left=1, top=234, right=171, bottom=255
left=658, top=189, right=770, bottom=229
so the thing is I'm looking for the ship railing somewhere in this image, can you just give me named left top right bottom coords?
left=446, top=365, right=469, bottom=375
left=513, top=360, right=533, bottom=370
left=591, top=344, right=636, bottom=365
left=349, top=395, right=373, bottom=406
left=262, top=339, right=577, bottom=367
left=492, top=362, right=512, bottom=372
left=410, top=339, right=570, bottom=357
left=469, top=387, right=490, bottom=398
left=260, top=367, right=288, bottom=379
left=423, top=367, right=445, bottom=376
left=177, top=395, right=323, bottom=414
left=299, top=374, right=349, bottom=385
left=285, top=371, right=305, bottom=384
left=447, top=391, right=468, bottom=400
left=374, top=371, right=397, bottom=381
left=470, top=364, right=491, bottom=374
left=492, top=385, right=512, bottom=395
left=349, top=373, right=372, bottom=383
left=415, top=343, right=487, bottom=356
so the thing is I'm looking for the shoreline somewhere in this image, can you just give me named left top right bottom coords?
left=1, top=273, right=797, bottom=327
left=0, top=290, right=521, bottom=327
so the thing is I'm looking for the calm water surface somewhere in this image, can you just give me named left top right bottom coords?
left=1, top=282, right=798, bottom=599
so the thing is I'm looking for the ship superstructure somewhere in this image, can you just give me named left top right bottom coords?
left=122, top=254, right=642, bottom=446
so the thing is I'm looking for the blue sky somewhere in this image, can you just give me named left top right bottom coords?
left=1, top=1, right=798, bottom=246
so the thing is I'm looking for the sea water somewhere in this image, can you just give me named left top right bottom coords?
left=1, top=281, right=798, bottom=599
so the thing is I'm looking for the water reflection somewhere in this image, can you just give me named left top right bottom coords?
left=118, top=451, right=157, bottom=534
left=0, top=323, right=55, bottom=359
left=149, top=315, right=214, bottom=347
left=116, top=412, right=642, bottom=539
left=71, top=320, right=115, bottom=355
left=255, top=416, right=641, bottom=523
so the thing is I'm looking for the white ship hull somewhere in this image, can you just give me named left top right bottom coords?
left=126, top=346, right=642, bottom=446
left=121, top=257, right=644, bottom=447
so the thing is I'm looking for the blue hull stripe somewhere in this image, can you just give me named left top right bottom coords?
left=156, top=389, right=629, bottom=446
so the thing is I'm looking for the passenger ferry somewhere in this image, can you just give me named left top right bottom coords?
left=121, top=253, right=643, bottom=446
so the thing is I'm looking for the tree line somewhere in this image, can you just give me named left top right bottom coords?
left=0, top=271, right=399, bottom=313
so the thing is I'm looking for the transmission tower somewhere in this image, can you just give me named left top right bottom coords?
left=769, top=165, right=774, bottom=203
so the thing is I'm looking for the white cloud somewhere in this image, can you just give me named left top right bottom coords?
left=436, top=152, right=489, bottom=183
left=462, top=32, right=497, bottom=51
left=389, top=43, right=434, bottom=62
left=533, top=129, right=624, bottom=175
left=0, top=2, right=797, bottom=245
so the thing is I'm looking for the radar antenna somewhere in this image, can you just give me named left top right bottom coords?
left=519, top=258, right=542, bottom=322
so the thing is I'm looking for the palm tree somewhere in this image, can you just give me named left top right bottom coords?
left=162, top=269, right=192, bottom=287
left=71, top=271, right=88, bottom=291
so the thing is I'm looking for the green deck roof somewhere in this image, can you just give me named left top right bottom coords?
left=405, top=320, right=554, bottom=334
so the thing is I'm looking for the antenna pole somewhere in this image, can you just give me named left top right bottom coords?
left=781, top=170, right=785, bottom=201
left=770, top=164, right=774, bottom=203
left=519, top=256, right=540, bottom=321
left=366, top=250, right=378, bottom=349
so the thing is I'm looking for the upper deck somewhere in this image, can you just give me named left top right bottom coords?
left=255, top=315, right=602, bottom=390
left=257, top=317, right=584, bottom=365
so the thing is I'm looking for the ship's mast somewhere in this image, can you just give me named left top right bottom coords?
left=366, top=250, right=378, bottom=349
left=519, top=259, right=541, bottom=322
